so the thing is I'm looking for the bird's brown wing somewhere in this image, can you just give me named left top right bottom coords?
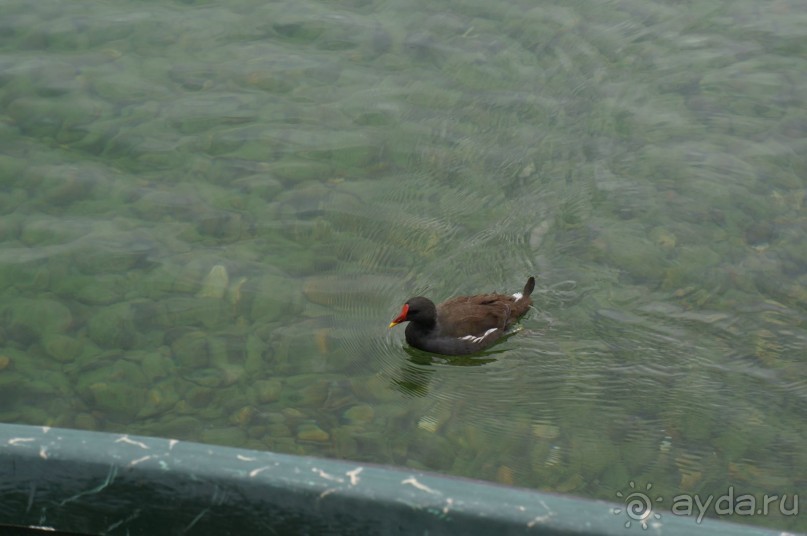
left=436, top=294, right=514, bottom=338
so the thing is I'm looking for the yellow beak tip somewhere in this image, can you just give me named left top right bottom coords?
left=388, top=322, right=399, bottom=329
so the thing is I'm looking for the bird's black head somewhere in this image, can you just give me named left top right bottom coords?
left=388, top=297, right=437, bottom=328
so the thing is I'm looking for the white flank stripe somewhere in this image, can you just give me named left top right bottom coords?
left=459, top=327, right=498, bottom=343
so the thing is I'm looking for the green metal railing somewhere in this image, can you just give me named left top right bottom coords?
left=0, top=424, right=794, bottom=535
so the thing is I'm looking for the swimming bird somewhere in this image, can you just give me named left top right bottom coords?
left=388, top=277, right=535, bottom=355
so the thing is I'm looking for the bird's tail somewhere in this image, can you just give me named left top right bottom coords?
left=509, top=276, right=536, bottom=321
left=523, top=276, right=536, bottom=298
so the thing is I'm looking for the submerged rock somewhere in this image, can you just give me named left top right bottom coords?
left=602, top=229, right=666, bottom=282
left=342, top=404, right=375, bottom=425
left=252, top=379, right=282, bottom=404
left=137, top=383, right=180, bottom=419
left=170, top=330, right=210, bottom=368
left=85, top=379, right=145, bottom=423
left=42, top=333, right=83, bottom=363
left=87, top=302, right=136, bottom=349
left=296, top=422, right=330, bottom=443
left=531, top=423, right=560, bottom=440
left=201, top=427, right=247, bottom=447
left=407, top=429, right=453, bottom=470
left=73, top=413, right=98, bottom=431
left=63, top=274, right=124, bottom=305
left=6, top=298, right=73, bottom=344
left=162, top=297, right=226, bottom=329
left=248, top=273, right=302, bottom=323
left=148, top=416, right=203, bottom=440
left=229, top=405, right=256, bottom=426
left=139, top=349, right=175, bottom=383
left=197, top=264, right=229, bottom=299
left=302, top=274, right=396, bottom=307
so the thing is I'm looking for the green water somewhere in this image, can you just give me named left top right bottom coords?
left=1, top=0, right=805, bottom=531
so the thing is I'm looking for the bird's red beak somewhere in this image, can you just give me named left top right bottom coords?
left=388, top=303, right=409, bottom=328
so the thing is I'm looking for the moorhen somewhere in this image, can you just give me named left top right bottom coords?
left=388, top=276, right=535, bottom=355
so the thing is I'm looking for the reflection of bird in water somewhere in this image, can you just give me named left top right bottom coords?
left=390, top=347, right=499, bottom=399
